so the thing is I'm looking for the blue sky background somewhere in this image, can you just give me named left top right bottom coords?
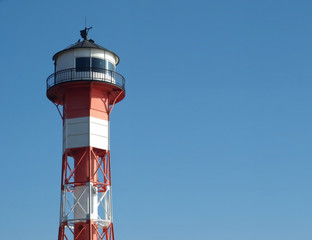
left=0, top=0, right=312, bottom=239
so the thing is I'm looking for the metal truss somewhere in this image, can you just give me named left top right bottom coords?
left=60, top=183, right=113, bottom=226
left=58, top=148, right=114, bottom=240
left=58, top=222, right=114, bottom=240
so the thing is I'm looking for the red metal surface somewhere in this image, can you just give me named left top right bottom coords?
left=58, top=221, right=114, bottom=240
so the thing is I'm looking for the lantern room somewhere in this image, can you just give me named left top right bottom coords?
left=46, top=30, right=125, bottom=105
left=53, top=40, right=119, bottom=73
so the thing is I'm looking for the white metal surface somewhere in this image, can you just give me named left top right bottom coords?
left=63, top=117, right=109, bottom=151
left=74, top=184, right=98, bottom=220
left=56, top=48, right=117, bottom=72
left=60, top=183, right=113, bottom=227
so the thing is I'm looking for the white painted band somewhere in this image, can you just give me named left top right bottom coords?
left=63, top=116, right=109, bottom=151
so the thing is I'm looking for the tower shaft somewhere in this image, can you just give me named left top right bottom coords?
left=58, top=83, right=115, bottom=240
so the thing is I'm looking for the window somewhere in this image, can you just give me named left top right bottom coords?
left=92, top=58, right=105, bottom=70
left=107, top=61, right=116, bottom=71
left=76, top=57, right=116, bottom=73
left=76, top=57, right=90, bottom=72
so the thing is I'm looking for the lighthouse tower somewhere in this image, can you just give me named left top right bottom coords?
left=46, top=28, right=125, bottom=240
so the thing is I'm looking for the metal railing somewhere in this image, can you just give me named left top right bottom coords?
left=47, top=68, right=125, bottom=91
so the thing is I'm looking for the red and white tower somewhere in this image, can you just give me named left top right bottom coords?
left=46, top=28, right=125, bottom=240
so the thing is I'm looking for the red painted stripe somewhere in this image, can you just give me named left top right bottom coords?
left=64, top=83, right=110, bottom=120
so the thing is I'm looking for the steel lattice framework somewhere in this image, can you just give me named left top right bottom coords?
left=58, top=149, right=114, bottom=240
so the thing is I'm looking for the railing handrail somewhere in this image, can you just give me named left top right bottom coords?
left=46, top=67, right=125, bottom=91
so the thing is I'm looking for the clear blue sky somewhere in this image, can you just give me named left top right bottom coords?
left=0, top=0, right=311, bottom=239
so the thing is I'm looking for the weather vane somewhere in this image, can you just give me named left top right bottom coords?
left=80, top=16, right=92, bottom=40
left=80, top=26, right=92, bottom=40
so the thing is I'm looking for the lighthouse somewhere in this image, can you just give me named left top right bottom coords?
left=46, top=28, right=125, bottom=240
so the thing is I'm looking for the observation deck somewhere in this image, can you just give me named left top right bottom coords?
left=46, top=67, right=126, bottom=105
left=47, top=67, right=125, bottom=91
